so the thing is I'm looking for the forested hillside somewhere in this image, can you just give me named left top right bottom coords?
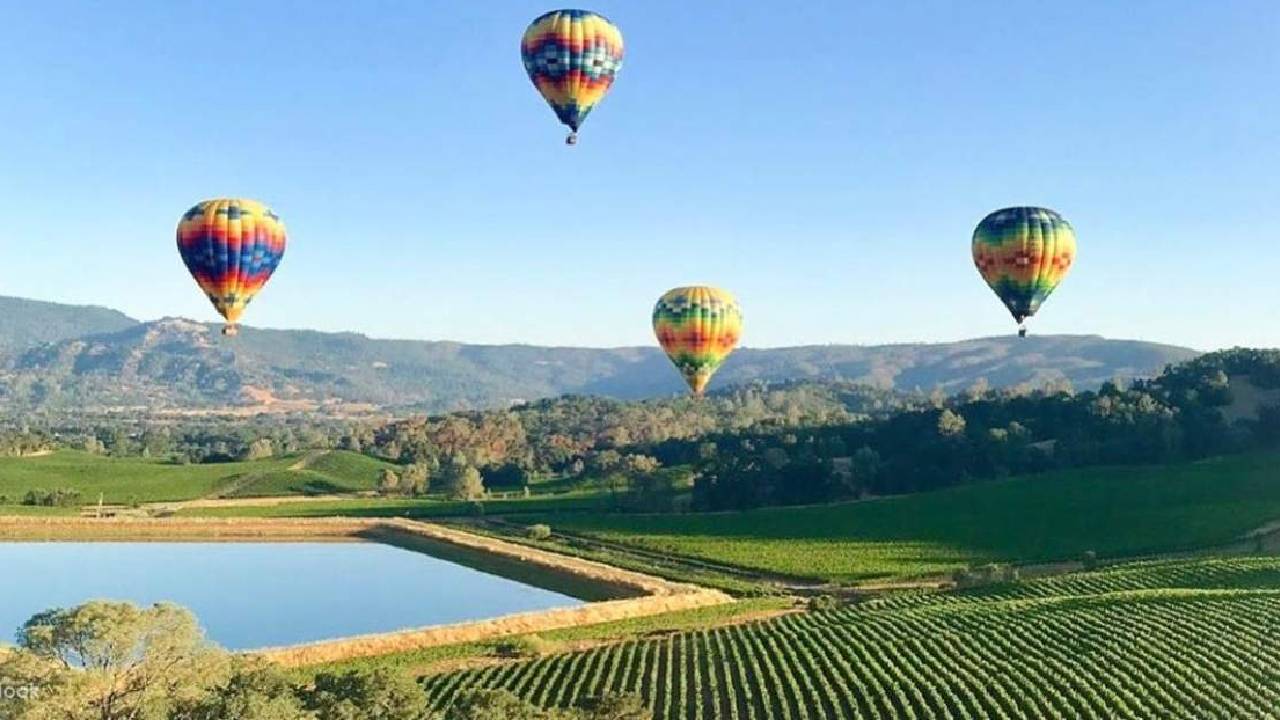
left=0, top=295, right=1197, bottom=413
left=0, top=296, right=136, bottom=353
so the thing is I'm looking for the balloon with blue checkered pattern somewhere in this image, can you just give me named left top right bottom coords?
left=176, top=198, right=287, bottom=336
left=521, top=9, right=624, bottom=145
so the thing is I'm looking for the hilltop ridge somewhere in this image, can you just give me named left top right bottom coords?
left=0, top=295, right=1199, bottom=413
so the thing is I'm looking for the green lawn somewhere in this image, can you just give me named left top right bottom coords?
left=0, top=449, right=399, bottom=505
left=544, top=452, right=1280, bottom=582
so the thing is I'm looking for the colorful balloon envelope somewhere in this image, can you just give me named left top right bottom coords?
left=653, top=286, right=743, bottom=396
left=521, top=9, right=624, bottom=145
left=971, top=207, right=1076, bottom=336
left=176, top=198, right=286, bottom=336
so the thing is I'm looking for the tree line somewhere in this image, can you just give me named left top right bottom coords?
left=0, top=600, right=649, bottom=720
left=661, top=349, right=1280, bottom=510
left=3, top=349, right=1277, bottom=514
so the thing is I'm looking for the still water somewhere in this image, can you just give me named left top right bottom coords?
left=0, top=540, right=583, bottom=650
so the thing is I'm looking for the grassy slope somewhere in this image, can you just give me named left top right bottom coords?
left=226, top=452, right=400, bottom=497
left=0, top=451, right=293, bottom=503
left=545, top=452, right=1280, bottom=582
left=0, top=450, right=398, bottom=505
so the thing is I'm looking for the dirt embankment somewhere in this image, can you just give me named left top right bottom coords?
left=254, top=518, right=733, bottom=667
left=257, top=591, right=730, bottom=667
left=0, top=516, right=733, bottom=667
left=0, top=516, right=374, bottom=540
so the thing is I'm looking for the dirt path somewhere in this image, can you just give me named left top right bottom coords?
left=194, top=450, right=330, bottom=501
left=288, top=450, right=329, bottom=471
left=157, top=493, right=369, bottom=511
left=142, top=450, right=368, bottom=510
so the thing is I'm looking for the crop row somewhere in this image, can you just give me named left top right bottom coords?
left=855, top=556, right=1280, bottom=614
left=423, top=562, right=1280, bottom=719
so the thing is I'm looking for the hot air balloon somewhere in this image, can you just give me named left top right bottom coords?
left=521, top=9, right=624, bottom=145
left=176, top=198, right=286, bottom=336
left=972, top=207, right=1076, bottom=337
left=653, top=286, right=743, bottom=396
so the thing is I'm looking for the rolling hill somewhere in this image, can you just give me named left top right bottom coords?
left=0, top=296, right=137, bottom=354
left=544, top=451, right=1280, bottom=582
left=0, top=449, right=398, bottom=504
left=0, top=295, right=1199, bottom=413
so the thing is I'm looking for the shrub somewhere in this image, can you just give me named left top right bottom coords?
left=527, top=524, right=552, bottom=541
left=445, top=689, right=545, bottom=720
left=807, top=595, right=841, bottom=612
left=21, top=488, right=82, bottom=507
left=576, top=692, right=653, bottom=720
left=952, top=563, right=1020, bottom=588
left=494, top=635, right=553, bottom=659
left=1082, top=550, right=1099, bottom=571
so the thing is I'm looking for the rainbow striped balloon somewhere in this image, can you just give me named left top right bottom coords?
left=972, top=207, right=1076, bottom=335
left=653, top=286, right=743, bottom=396
left=521, top=9, right=624, bottom=144
left=176, top=198, right=286, bottom=336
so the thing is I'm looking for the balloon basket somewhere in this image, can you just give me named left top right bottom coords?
left=565, top=132, right=578, bottom=146
left=222, top=325, right=239, bottom=337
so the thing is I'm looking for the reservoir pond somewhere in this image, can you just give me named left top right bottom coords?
left=0, top=540, right=584, bottom=650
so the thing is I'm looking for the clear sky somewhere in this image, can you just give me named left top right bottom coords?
left=0, top=1, right=1276, bottom=350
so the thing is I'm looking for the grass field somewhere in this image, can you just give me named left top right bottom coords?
left=422, top=556, right=1280, bottom=719
left=0, top=449, right=398, bottom=505
left=542, top=452, right=1280, bottom=582
left=175, top=493, right=606, bottom=519
left=222, top=451, right=399, bottom=497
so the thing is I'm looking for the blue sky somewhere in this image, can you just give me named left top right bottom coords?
left=0, top=1, right=1276, bottom=350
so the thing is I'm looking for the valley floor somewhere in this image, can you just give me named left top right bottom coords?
left=6, top=451, right=1280, bottom=719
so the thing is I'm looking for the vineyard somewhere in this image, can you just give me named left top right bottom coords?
left=542, top=451, right=1280, bottom=582
left=422, top=557, right=1280, bottom=719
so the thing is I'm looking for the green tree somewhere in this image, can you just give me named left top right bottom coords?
left=439, top=455, right=485, bottom=501
left=299, top=669, right=424, bottom=720
left=401, top=463, right=430, bottom=495
left=172, top=660, right=310, bottom=720
left=965, top=377, right=990, bottom=401
left=243, top=438, right=275, bottom=461
left=848, top=446, right=882, bottom=493
left=453, top=466, right=485, bottom=501
left=108, top=428, right=132, bottom=457
left=0, top=601, right=228, bottom=720
left=574, top=693, right=653, bottom=720
left=377, top=468, right=402, bottom=495
left=444, top=689, right=548, bottom=720
left=937, top=409, right=967, bottom=438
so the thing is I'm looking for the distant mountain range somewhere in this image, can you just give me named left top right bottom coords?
left=0, top=295, right=1201, bottom=414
